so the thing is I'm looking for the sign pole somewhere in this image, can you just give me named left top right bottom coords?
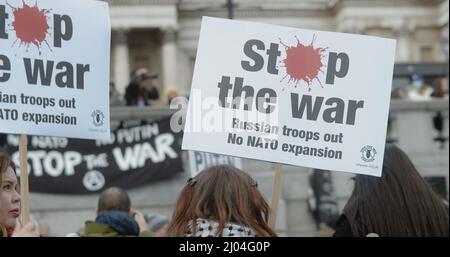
left=269, top=162, right=282, bottom=229
left=19, top=134, right=30, bottom=225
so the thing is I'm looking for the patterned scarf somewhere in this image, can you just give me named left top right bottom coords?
left=186, top=218, right=257, bottom=237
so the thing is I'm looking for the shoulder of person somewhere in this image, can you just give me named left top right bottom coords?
left=139, top=230, right=155, bottom=237
left=332, top=214, right=353, bottom=237
left=66, top=232, right=81, bottom=237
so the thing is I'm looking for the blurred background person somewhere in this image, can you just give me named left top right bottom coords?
left=75, top=187, right=153, bottom=237
left=165, top=86, right=178, bottom=105
left=145, top=213, right=170, bottom=237
left=125, top=68, right=160, bottom=107
left=109, top=81, right=126, bottom=107
left=334, top=144, right=449, bottom=237
left=431, top=78, right=449, bottom=98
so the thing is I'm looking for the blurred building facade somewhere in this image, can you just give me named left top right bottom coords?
left=107, top=0, right=449, bottom=95
left=26, top=0, right=449, bottom=236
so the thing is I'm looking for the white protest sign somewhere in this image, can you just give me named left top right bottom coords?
left=188, top=150, right=242, bottom=177
left=0, top=0, right=110, bottom=140
left=182, top=17, right=396, bottom=177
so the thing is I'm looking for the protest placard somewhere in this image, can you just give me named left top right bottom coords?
left=182, top=17, right=396, bottom=177
left=0, top=0, right=111, bottom=140
left=188, top=150, right=242, bottom=177
left=0, top=0, right=110, bottom=223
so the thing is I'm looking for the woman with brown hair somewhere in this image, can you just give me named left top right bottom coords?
left=334, top=143, right=449, bottom=236
left=166, top=165, right=277, bottom=237
left=0, top=151, right=36, bottom=237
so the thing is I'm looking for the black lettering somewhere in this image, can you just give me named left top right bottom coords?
left=0, top=5, right=8, bottom=39
left=53, top=14, right=73, bottom=48
left=24, top=58, right=54, bottom=86
left=241, top=39, right=265, bottom=72
left=232, top=77, right=254, bottom=111
left=0, top=54, right=11, bottom=82
left=76, top=64, right=89, bottom=89
left=346, top=100, right=364, bottom=125
left=291, top=93, right=323, bottom=121
left=55, top=62, right=74, bottom=88
left=266, top=43, right=280, bottom=75
left=326, top=52, right=349, bottom=84
left=256, top=88, right=277, bottom=114
left=218, top=76, right=233, bottom=108
left=323, top=97, right=345, bottom=124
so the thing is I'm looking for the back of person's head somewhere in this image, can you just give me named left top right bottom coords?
left=343, top=143, right=449, bottom=236
left=167, top=165, right=276, bottom=237
left=97, top=187, right=131, bottom=215
left=131, top=68, right=158, bottom=83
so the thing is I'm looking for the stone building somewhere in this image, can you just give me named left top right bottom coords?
left=107, top=0, right=449, bottom=96
left=27, top=0, right=449, bottom=236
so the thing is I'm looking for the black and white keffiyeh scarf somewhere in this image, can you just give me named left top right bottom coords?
left=186, top=218, right=257, bottom=237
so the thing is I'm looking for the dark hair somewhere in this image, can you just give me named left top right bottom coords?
left=343, top=143, right=449, bottom=236
left=166, top=165, right=277, bottom=237
left=97, top=187, right=131, bottom=213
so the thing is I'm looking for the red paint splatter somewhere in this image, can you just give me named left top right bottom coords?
left=280, top=35, right=327, bottom=91
left=7, top=0, right=51, bottom=54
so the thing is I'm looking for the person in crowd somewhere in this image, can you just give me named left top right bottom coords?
left=406, top=74, right=434, bottom=100
left=76, top=187, right=153, bottom=237
left=38, top=222, right=50, bottom=237
left=109, top=81, right=126, bottom=107
left=145, top=213, right=170, bottom=237
left=430, top=78, right=448, bottom=148
left=0, top=134, right=6, bottom=149
left=165, top=86, right=186, bottom=107
left=0, top=152, right=37, bottom=237
left=166, top=165, right=277, bottom=237
left=431, top=78, right=449, bottom=98
left=165, top=86, right=178, bottom=105
left=390, top=88, right=406, bottom=99
left=29, top=214, right=50, bottom=237
left=124, top=68, right=160, bottom=107
left=334, top=143, right=449, bottom=237
left=307, top=169, right=340, bottom=236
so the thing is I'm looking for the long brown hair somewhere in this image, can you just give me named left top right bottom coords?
left=343, top=143, right=449, bottom=236
left=166, top=165, right=277, bottom=237
left=0, top=151, right=18, bottom=237
left=0, top=152, right=17, bottom=190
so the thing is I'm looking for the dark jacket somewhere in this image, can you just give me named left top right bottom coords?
left=124, top=82, right=159, bottom=106
left=332, top=214, right=353, bottom=237
left=82, top=211, right=153, bottom=237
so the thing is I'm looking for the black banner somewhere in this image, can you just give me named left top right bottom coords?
left=6, top=117, right=183, bottom=194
